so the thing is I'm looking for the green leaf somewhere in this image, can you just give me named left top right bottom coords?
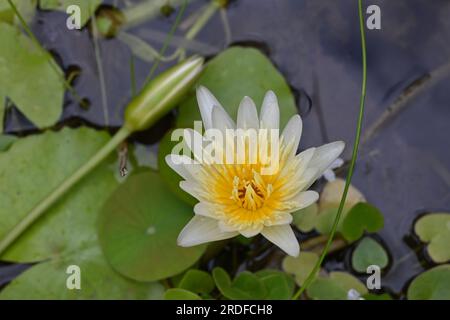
left=307, top=272, right=368, bottom=300
left=178, top=269, right=215, bottom=294
left=256, top=270, right=295, bottom=300
left=39, top=0, right=101, bottom=27
left=341, top=203, right=384, bottom=242
left=292, top=203, right=318, bottom=232
left=0, top=22, right=64, bottom=128
left=0, top=134, right=17, bottom=152
left=164, top=288, right=202, bottom=300
left=351, top=237, right=389, bottom=273
left=363, top=293, right=392, bottom=300
left=0, top=128, right=162, bottom=299
left=407, top=265, right=450, bottom=300
left=212, top=267, right=267, bottom=300
left=158, top=130, right=197, bottom=206
left=176, top=46, right=298, bottom=130
left=414, top=213, right=450, bottom=263
left=0, top=0, right=37, bottom=25
left=282, top=252, right=319, bottom=286
left=97, top=171, right=206, bottom=282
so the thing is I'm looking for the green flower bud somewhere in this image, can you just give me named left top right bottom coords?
left=124, top=56, right=204, bottom=132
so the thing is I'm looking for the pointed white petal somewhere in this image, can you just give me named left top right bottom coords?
left=194, top=202, right=217, bottom=218
left=178, top=216, right=238, bottom=247
left=165, top=154, right=200, bottom=181
left=290, top=191, right=319, bottom=210
left=305, top=141, right=345, bottom=188
left=237, top=96, right=259, bottom=129
left=179, top=181, right=205, bottom=201
left=260, top=91, right=280, bottom=129
left=282, top=114, right=302, bottom=155
left=211, top=105, right=235, bottom=133
left=239, top=225, right=263, bottom=238
left=268, top=212, right=293, bottom=226
left=261, top=225, right=300, bottom=257
left=196, top=86, right=223, bottom=130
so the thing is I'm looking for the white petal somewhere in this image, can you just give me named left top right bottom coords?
left=290, top=190, right=319, bottom=210
left=178, top=216, right=238, bottom=247
left=179, top=181, right=205, bottom=201
left=282, top=114, right=302, bottom=156
left=237, top=96, right=259, bottom=129
left=211, top=105, right=235, bottom=133
left=266, top=212, right=293, bottom=226
left=194, top=202, right=217, bottom=218
left=305, top=141, right=345, bottom=188
left=261, top=225, right=299, bottom=257
left=165, top=154, right=200, bottom=181
left=196, top=86, right=223, bottom=130
left=260, top=91, right=280, bottom=129
left=239, top=225, right=263, bottom=238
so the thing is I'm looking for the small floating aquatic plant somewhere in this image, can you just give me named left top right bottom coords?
left=167, top=87, right=345, bottom=256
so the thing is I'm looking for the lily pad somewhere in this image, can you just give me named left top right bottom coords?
left=414, top=213, right=450, bottom=263
left=307, top=272, right=368, bottom=300
left=341, top=203, right=384, bottom=242
left=407, top=265, right=450, bottom=300
left=282, top=252, right=319, bottom=286
left=39, top=0, right=101, bottom=27
left=292, top=203, right=318, bottom=232
left=255, top=269, right=295, bottom=300
left=0, top=0, right=36, bottom=25
left=178, top=269, right=215, bottom=294
left=97, top=171, right=206, bottom=282
left=176, top=46, right=298, bottom=130
left=351, top=237, right=389, bottom=273
left=0, top=22, right=64, bottom=129
left=0, top=134, right=17, bottom=152
left=0, top=128, right=163, bottom=299
left=164, top=288, right=201, bottom=300
left=213, top=267, right=267, bottom=300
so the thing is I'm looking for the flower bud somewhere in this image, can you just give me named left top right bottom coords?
left=124, top=56, right=204, bottom=132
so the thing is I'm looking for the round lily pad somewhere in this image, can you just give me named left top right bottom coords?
left=414, top=213, right=450, bottom=263
left=97, top=171, right=206, bottom=282
left=351, top=237, right=389, bottom=273
left=407, top=265, right=450, bottom=300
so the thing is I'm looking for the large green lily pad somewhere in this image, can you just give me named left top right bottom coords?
left=407, top=265, right=450, bottom=300
left=414, top=213, right=450, bottom=263
left=175, top=46, right=298, bottom=130
left=97, top=171, right=206, bottom=282
left=0, top=22, right=64, bottom=129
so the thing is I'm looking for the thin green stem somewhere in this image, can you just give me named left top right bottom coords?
left=0, top=127, right=131, bottom=256
left=143, top=0, right=188, bottom=86
left=7, top=0, right=84, bottom=106
left=292, top=0, right=367, bottom=300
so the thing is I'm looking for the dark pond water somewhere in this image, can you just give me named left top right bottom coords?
left=1, top=0, right=450, bottom=297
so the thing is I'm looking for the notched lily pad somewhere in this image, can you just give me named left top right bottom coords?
left=307, top=272, right=368, bottom=300
left=351, top=237, right=389, bottom=273
left=341, top=203, right=384, bottom=242
left=407, top=265, right=450, bottom=300
left=414, top=213, right=450, bottom=263
left=97, top=171, right=206, bottom=282
left=213, top=267, right=267, bottom=300
left=178, top=269, right=215, bottom=295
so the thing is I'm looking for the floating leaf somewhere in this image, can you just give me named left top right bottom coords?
left=256, top=269, right=295, bottom=300
left=307, top=272, right=368, bottom=300
left=97, top=171, right=206, bottom=282
left=158, top=130, right=197, bottom=206
left=351, top=237, right=389, bottom=273
left=341, top=203, right=384, bottom=242
left=164, top=288, right=201, bottom=300
left=282, top=252, right=319, bottom=286
left=407, top=265, right=450, bottom=300
left=39, top=0, right=101, bottom=27
left=363, top=293, right=392, bottom=300
left=292, top=203, right=318, bottom=232
left=0, top=23, right=64, bottom=128
left=414, top=213, right=450, bottom=263
left=213, top=267, right=267, bottom=300
left=0, top=128, right=162, bottom=299
left=178, top=269, right=215, bottom=294
left=176, top=46, right=298, bottom=130
left=0, top=0, right=36, bottom=25
left=0, top=134, right=17, bottom=152
left=315, top=179, right=366, bottom=235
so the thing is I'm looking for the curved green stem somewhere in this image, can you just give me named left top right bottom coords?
left=292, top=0, right=367, bottom=300
left=0, top=127, right=131, bottom=256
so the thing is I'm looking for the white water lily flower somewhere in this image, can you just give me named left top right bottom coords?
left=166, top=86, right=344, bottom=257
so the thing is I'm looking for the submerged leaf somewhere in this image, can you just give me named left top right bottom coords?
left=351, top=237, right=389, bottom=273
left=414, top=213, right=450, bottom=263
left=97, top=171, right=206, bottom=282
left=407, top=265, right=450, bottom=300
left=0, top=23, right=64, bottom=128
